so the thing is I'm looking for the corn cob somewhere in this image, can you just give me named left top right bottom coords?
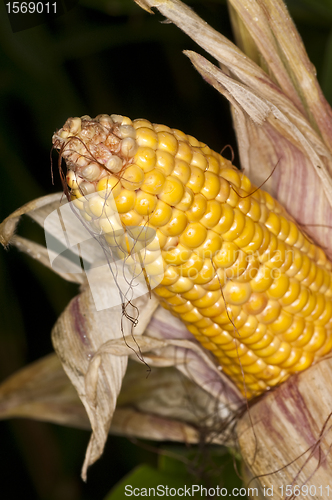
left=52, top=114, right=332, bottom=397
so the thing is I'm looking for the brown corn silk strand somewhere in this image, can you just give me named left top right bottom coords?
left=52, top=114, right=332, bottom=398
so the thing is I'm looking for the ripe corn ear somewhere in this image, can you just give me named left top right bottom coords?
left=53, top=114, right=332, bottom=397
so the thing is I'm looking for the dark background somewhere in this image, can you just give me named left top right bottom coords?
left=1, top=0, right=332, bottom=498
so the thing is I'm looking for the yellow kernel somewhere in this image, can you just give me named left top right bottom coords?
left=141, top=169, right=166, bottom=195
left=176, top=187, right=194, bottom=211
left=289, top=352, right=314, bottom=373
left=279, top=348, right=302, bottom=368
left=285, top=221, right=299, bottom=246
left=154, top=286, right=175, bottom=299
left=168, top=277, right=194, bottom=294
left=265, top=212, right=281, bottom=236
left=158, top=176, right=185, bottom=206
left=133, top=119, right=153, bottom=130
left=192, top=258, right=215, bottom=285
left=149, top=200, right=172, bottom=227
left=121, top=164, right=144, bottom=191
left=237, top=191, right=251, bottom=215
left=171, top=128, right=187, bottom=141
left=175, top=140, right=193, bottom=163
left=316, top=300, right=332, bottom=326
left=201, top=172, right=220, bottom=200
left=119, top=210, right=143, bottom=226
left=202, top=268, right=226, bottom=290
left=278, top=278, right=300, bottom=306
left=226, top=187, right=239, bottom=208
left=178, top=253, right=204, bottom=278
left=158, top=131, right=178, bottom=155
left=71, top=197, right=84, bottom=210
left=223, top=281, right=252, bottom=305
left=136, top=128, right=158, bottom=149
left=278, top=216, right=290, bottom=240
left=173, top=301, right=194, bottom=314
left=192, top=290, right=221, bottom=309
left=285, top=248, right=303, bottom=277
left=166, top=294, right=186, bottom=306
left=292, top=324, right=314, bottom=347
left=97, top=175, right=122, bottom=199
left=156, top=150, right=175, bottom=176
left=241, top=223, right=264, bottom=254
left=250, top=265, right=275, bottom=293
left=191, top=150, right=208, bottom=170
left=134, top=147, right=156, bottom=172
left=187, top=135, right=200, bottom=147
left=259, top=234, right=278, bottom=264
left=213, top=204, right=234, bottom=234
left=154, top=124, right=171, bottom=133
left=241, top=324, right=267, bottom=345
left=134, top=191, right=157, bottom=215
left=206, top=155, right=220, bottom=174
left=303, top=326, right=326, bottom=353
left=247, top=197, right=261, bottom=222
left=179, top=222, right=207, bottom=248
left=194, top=230, right=222, bottom=259
left=216, top=177, right=231, bottom=203
left=172, top=159, right=191, bottom=184
left=234, top=216, right=256, bottom=248
left=186, top=166, right=205, bottom=194
left=220, top=167, right=241, bottom=188
left=267, top=272, right=290, bottom=299
left=159, top=209, right=188, bottom=237
left=114, top=189, right=136, bottom=213
left=256, top=300, right=281, bottom=324
left=160, top=267, right=180, bottom=286
left=88, top=195, right=113, bottom=218
left=222, top=208, right=246, bottom=241
left=284, top=287, right=309, bottom=314
left=185, top=193, right=207, bottom=222
left=200, top=300, right=227, bottom=318
left=162, top=244, right=192, bottom=266
left=235, top=315, right=259, bottom=338
left=213, top=241, right=238, bottom=268
left=200, top=200, right=222, bottom=229
left=254, top=337, right=281, bottom=357
left=182, top=284, right=206, bottom=301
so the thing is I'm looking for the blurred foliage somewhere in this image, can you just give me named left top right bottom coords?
left=0, top=0, right=332, bottom=499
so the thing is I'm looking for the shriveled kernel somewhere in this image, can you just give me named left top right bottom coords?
left=83, top=162, right=102, bottom=181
